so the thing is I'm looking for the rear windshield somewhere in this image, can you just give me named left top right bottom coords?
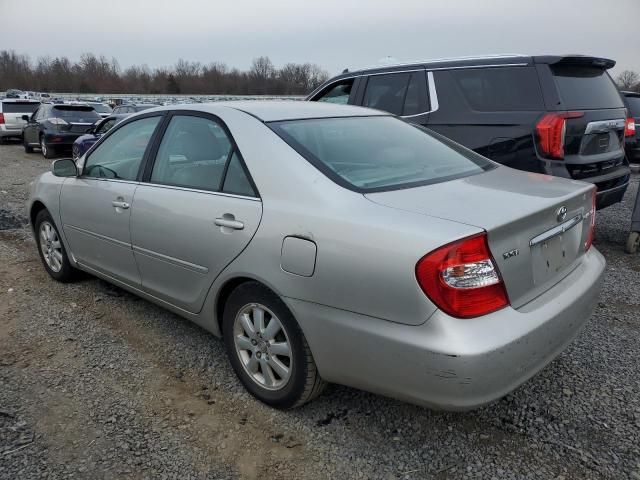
left=52, top=106, right=101, bottom=122
left=625, top=96, right=640, bottom=116
left=2, top=101, right=40, bottom=113
left=551, top=66, right=624, bottom=110
left=452, top=67, right=544, bottom=111
left=91, top=104, right=112, bottom=114
left=270, top=116, right=493, bottom=192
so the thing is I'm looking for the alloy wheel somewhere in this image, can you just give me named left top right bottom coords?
left=39, top=221, right=63, bottom=272
left=233, top=303, right=292, bottom=390
left=40, top=137, right=47, bottom=157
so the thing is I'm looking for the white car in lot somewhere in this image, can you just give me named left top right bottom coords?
left=0, top=99, right=41, bottom=143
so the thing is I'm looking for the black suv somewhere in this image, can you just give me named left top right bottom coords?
left=621, top=91, right=640, bottom=163
left=22, top=104, right=101, bottom=158
left=308, top=55, right=630, bottom=209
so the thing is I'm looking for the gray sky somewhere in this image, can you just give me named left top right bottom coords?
left=1, top=0, right=638, bottom=77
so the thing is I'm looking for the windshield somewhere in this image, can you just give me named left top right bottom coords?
left=2, top=101, right=40, bottom=113
left=270, top=116, right=493, bottom=192
left=551, top=66, right=624, bottom=110
left=52, top=106, right=101, bottom=122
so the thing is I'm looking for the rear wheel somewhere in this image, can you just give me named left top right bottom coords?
left=223, top=282, right=326, bottom=408
left=625, top=231, right=640, bottom=254
left=40, top=135, right=55, bottom=159
left=34, top=209, right=77, bottom=282
left=23, top=136, right=34, bottom=153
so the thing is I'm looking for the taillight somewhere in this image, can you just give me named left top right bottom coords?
left=0, top=113, right=4, bottom=124
left=416, top=233, right=509, bottom=319
left=536, top=112, right=584, bottom=159
left=625, top=117, right=636, bottom=137
left=584, top=188, right=596, bottom=251
left=46, top=118, right=68, bottom=125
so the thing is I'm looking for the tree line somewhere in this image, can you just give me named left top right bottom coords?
left=0, top=50, right=330, bottom=95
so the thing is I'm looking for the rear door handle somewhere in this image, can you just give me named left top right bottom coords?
left=215, top=217, right=244, bottom=230
left=112, top=200, right=130, bottom=209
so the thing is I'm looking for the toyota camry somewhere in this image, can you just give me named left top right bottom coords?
left=28, top=101, right=605, bottom=410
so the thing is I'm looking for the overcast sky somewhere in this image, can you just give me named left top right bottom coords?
left=1, top=0, right=638, bottom=77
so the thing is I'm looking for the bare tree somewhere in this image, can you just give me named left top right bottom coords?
left=616, top=70, right=639, bottom=90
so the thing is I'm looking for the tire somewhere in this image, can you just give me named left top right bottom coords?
left=40, top=135, right=55, bottom=159
left=223, top=281, right=326, bottom=409
left=23, top=136, right=34, bottom=153
left=625, top=231, right=640, bottom=254
left=34, top=209, right=77, bottom=282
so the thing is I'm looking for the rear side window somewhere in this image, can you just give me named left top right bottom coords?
left=1, top=102, right=40, bottom=113
left=624, top=96, right=640, bottom=116
left=403, top=72, right=428, bottom=116
left=270, top=116, right=493, bottom=192
left=452, top=67, right=544, bottom=111
left=315, top=80, right=354, bottom=104
left=52, top=106, right=101, bottom=122
left=551, top=66, right=623, bottom=110
left=363, top=73, right=411, bottom=115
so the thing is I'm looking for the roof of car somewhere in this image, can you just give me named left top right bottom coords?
left=144, top=101, right=388, bottom=122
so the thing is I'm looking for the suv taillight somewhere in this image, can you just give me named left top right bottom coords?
left=416, top=233, right=509, bottom=319
left=536, top=112, right=584, bottom=159
left=585, top=188, right=596, bottom=251
left=625, top=117, right=636, bottom=137
left=0, top=113, right=4, bottom=124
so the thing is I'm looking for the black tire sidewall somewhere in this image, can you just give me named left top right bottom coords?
left=34, top=210, right=74, bottom=282
left=223, top=282, right=309, bottom=408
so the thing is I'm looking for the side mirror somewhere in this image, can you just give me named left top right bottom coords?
left=52, top=158, right=78, bottom=177
left=22, top=115, right=30, bottom=121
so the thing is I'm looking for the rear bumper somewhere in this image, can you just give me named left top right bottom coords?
left=287, top=248, right=605, bottom=410
left=43, top=133, right=83, bottom=148
left=0, top=126, right=23, bottom=138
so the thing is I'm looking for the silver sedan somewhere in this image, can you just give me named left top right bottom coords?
left=28, top=101, right=605, bottom=410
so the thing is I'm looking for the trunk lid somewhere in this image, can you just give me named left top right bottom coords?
left=365, top=167, right=594, bottom=309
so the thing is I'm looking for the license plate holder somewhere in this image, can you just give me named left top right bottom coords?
left=531, top=227, right=581, bottom=285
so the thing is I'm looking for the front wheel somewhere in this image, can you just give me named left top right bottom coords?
left=40, top=136, right=55, bottom=159
left=34, top=209, right=77, bottom=282
left=223, top=282, right=326, bottom=408
left=626, top=231, right=640, bottom=254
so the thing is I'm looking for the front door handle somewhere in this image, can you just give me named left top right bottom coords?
left=215, top=217, right=244, bottom=230
left=112, top=200, right=130, bottom=209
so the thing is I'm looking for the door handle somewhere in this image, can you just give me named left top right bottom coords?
left=111, top=200, right=130, bottom=209
left=215, top=217, right=244, bottom=230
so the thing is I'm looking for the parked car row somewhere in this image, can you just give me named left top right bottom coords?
left=308, top=54, right=632, bottom=209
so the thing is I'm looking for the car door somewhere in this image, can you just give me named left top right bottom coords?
left=130, top=112, right=262, bottom=313
left=59, top=114, right=164, bottom=285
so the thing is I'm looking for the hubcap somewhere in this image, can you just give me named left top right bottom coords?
left=39, top=221, right=63, bottom=272
left=233, top=303, right=292, bottom=390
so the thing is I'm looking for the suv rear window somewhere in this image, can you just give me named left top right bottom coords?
left=451, top=67, right=544, bottom=111
left=551, top=66, right=623, bottom=110
left=52, top=105, right=101, bottom=122
left=270, top=116, right=493, bottom=192
left=1, top=101, right=40, bottom=113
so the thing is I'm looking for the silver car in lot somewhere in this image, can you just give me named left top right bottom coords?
left=28, top=101, right=605, bottom=410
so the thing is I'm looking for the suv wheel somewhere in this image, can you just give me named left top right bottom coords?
left=34, top=209, right=77, bottom=282
left=23, top=136, right=34, bottom=153
left=40, top=136, right=55, bottom=159
left=223, top=282, right=326, bottom=408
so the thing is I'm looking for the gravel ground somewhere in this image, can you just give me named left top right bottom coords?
left=0, top=141, right=639, bottom=480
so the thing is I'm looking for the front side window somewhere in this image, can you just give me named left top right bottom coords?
left=315, top=80, right=354, bottom=105
left=270, top=116, right=493, bottom=192
left=150, top=115, right=233, bottom=191
left=362, top=73, right=411, bottom=115
left=83, top=116, right=161, bottom=180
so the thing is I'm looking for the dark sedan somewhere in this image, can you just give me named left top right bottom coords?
left=23, top=104, right=101, bottom=158
left=112, top=103, right=160, bottom=114
left=72, top=113, right=129, bottom=160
